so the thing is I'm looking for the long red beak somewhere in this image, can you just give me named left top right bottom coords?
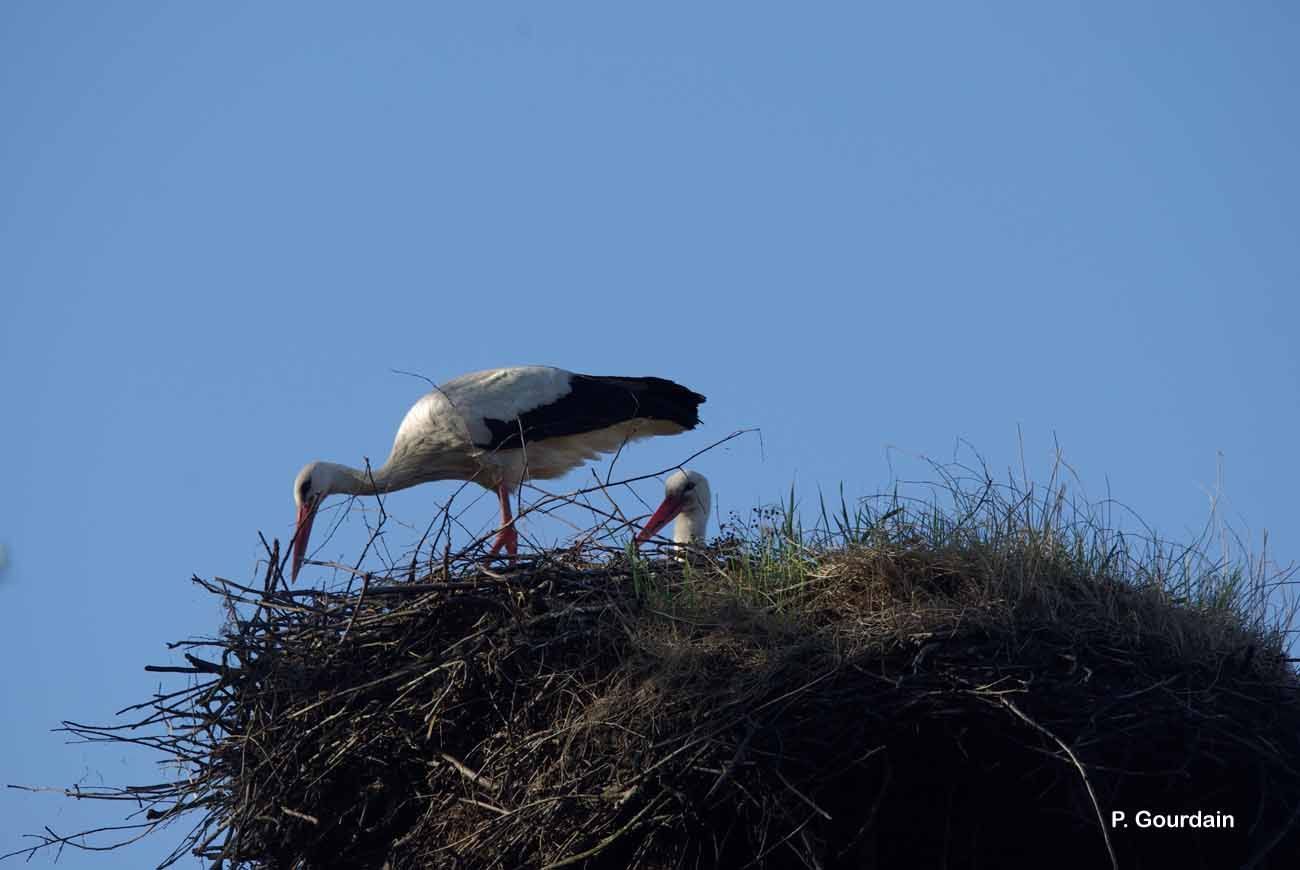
left=635, top=494, right=685, bottom=545
left=291, top=497, right=319, bottom=582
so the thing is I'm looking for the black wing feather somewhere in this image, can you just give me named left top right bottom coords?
left=477, top=374, right=706, bottom=451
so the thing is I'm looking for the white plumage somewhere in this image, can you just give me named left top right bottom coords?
left=290, top=366, right=705, bottom=580
left=635, top=469, right=712, bottom=549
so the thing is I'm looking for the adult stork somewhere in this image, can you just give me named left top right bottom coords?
left=635, top=469, right=711, bottom=549
left=291, top=366, right=706, bottom=581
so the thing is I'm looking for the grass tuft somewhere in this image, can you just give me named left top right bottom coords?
left=10, top=452, right=1300, bottom=869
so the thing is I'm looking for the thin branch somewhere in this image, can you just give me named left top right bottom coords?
left=997, top=697, right=1117, bottom=870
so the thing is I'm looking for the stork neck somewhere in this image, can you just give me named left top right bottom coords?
left=320, top=461, right=421, bottom=497
left=673, top=508, right=708, bottom=545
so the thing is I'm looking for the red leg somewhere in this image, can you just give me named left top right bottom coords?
left=487, top=482, right=518, bottom=559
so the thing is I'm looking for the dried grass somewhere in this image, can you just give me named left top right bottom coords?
left=9, top=454, right=1300, bottom=869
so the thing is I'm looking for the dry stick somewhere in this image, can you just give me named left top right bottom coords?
left=6, top=783, right=169, bottom=800
left=427, top=483, right=505, bottom=567
left=340, top=458, right=389, bottom=585
left=390, top=367, right=438, bottom=389
left=603, top=429, right=634, bottom=487
left=259, top=534, right=283, bottom=596
left=407, top=479, right=469, bottom=580
left=523, top=479, right=635, bottom=547
left=438, top=752, right=498, bottom=792
left=835, top=751, right=892, bottom=863
left=327, top=571, right=372, bottom=662
left=540, top=796, right=665, bottom=870
left=0, top=820, right=159, bottom=862
left=280, top=806, right=320, bottom=825
left=540, top=428, right=758, bottom=513
left=1243, top=789, right=1300, bottom=870
left=998, top=697, right=1117, bottom=870
left=582, top=472, right=627, bottom=547
left=514, top=416, right=529, bottom=526
left=144, top=654, right=224, bottom=676
left=189, top=818, right=232, bottom=862
left=773, top=767, right=832, bottom=821
left=271, top=525, right=297, bottom=591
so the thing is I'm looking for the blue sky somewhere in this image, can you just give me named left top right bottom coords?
left=2, top=2, right=1297, bottom=866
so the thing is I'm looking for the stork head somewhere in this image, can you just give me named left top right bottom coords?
left=291, top=461, right=333, bottom=582
left=635, top=469, right=711, bottom=546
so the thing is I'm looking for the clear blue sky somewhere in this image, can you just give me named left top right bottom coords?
left=3, top=2, right=1297, bottom=866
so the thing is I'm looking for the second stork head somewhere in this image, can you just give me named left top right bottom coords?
left=635, top=469, right=711, bottom=547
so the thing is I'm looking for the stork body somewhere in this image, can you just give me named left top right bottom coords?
left=292, top=366, right=705, bottom=580
left=635, top=469, right=711, bottom=548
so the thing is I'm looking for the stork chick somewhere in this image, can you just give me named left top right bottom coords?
left=635, top=469, right=711, bottom=549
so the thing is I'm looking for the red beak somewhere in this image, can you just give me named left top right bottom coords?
left=291, top=497, right=319, bottom=582
left=635, top=494, right=685, bottom=545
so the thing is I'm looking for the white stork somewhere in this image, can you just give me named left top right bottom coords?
left=291, top=366, right=706, bottom=581
left=635, top=469, right=711, bottom=548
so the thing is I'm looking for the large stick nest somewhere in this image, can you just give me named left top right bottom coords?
left=17, top=467, right=1300, bottom=869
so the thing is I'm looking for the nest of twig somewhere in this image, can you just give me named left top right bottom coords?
left=15, top=465, right=1300, bottom=869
